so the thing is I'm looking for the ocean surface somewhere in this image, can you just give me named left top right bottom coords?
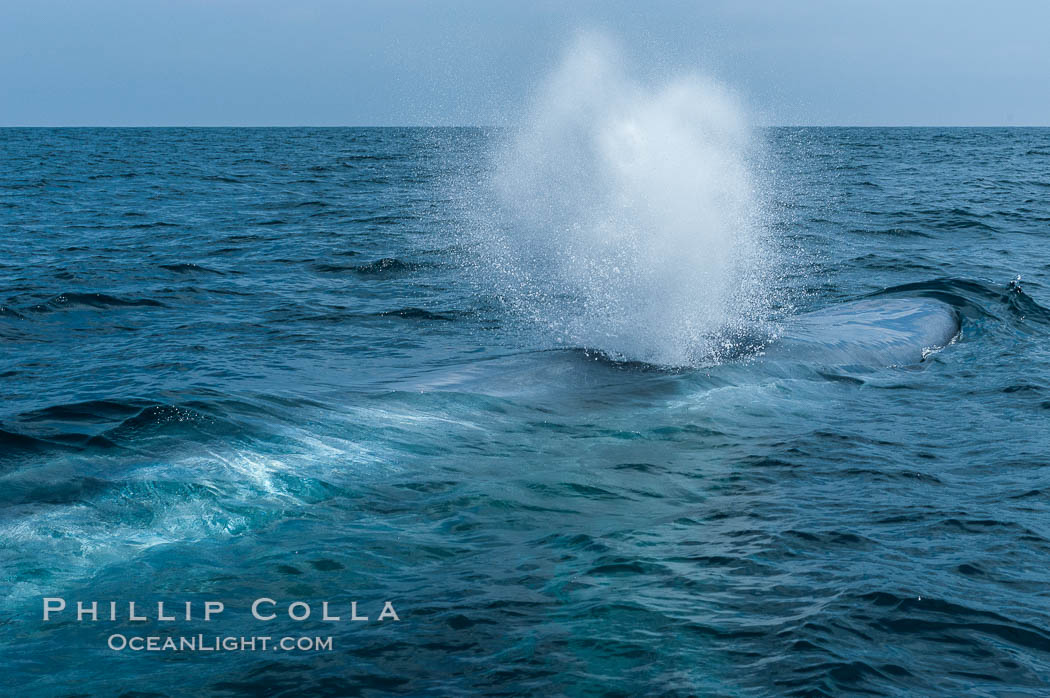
left=2, top=126, right=1050, bottom=696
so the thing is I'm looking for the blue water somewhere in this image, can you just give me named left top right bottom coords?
left=2, top=127, right=1050, bottom=696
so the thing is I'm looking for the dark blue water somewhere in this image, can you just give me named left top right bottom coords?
left=2, top=127, right=1050, bottom=696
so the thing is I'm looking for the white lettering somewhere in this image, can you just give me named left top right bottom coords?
left=204, top=601, right=224, bottom=621
left=157, top=602, right=175, bottom=621
left=252, top=598, right=276, bottom=621
left=378, top=601, right=400, bottom=621
left=77, top=601, right=97, bottom=621
left=322, top=602, right=340, bottom=621
left=288, top=602, right=310, bottom=621
left=43, top=598, right=65, bottom=621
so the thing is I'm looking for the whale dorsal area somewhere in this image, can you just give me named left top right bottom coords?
left=768, top=298, right=960, bottom=367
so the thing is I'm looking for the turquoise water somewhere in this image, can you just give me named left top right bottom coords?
left=2, top=127, right=1050, bottom=696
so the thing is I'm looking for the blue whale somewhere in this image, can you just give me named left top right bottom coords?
left=409, top=297, right=960, bottom=397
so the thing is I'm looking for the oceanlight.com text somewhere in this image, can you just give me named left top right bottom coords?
left=107, top=634, right=334, bottom=652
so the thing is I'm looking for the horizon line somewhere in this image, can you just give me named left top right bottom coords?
left=3, top=124, right=1050, bottom=130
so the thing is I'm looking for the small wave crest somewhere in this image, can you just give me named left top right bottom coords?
left=314, top=258, right=426, bottom=277
left=866, top=276, right=1050, bottom=328
left=159, top=262, right=224, bottom=275
left=26, top=292, right=166, bottom=313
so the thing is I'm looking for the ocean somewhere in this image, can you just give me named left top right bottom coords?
left=2, top=125, right=1050, bottom=696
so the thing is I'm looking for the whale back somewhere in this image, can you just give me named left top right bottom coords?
left=406, top=298, right=961, bottom=398
left=766, top=298, right=960, bottom=367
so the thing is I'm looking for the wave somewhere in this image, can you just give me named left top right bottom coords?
left=18, top=399, right=147, bottom=425
left=125, top=221, right=179, bottom=229
left=376, top=307, right=455, bottom=321
left=0, top=305, right=26, bottom=319
left=349, top=214, right=406, bottom=225
left=314, top=258, right=426, bottom=277
left=342, top=154, right=402, bottom=163
left=848, top=226, right=933, bottom=239
left=97, top=404, right=241, bottom=444
left=0, top=428, right=72, bottom=461
left=25, top=292, right=166, bottom=313
left=866, top=276, right=1050, bottom=327
left=159, top=262, right=224, bottom=275
left=0, top=400, right=266, bottom=482
left=352, top=258, right=426, bottom=275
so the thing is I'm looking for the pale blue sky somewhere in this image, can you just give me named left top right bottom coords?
left=3, top=0, right=1049, bottom=126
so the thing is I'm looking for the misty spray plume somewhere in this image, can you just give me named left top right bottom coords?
left=474, top=32, right=775, bottom=366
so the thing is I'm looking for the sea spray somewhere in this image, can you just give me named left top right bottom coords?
left=471, top=32, right=776, bottom=366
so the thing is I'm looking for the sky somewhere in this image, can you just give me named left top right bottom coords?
left=3, top=0, right=1049, bottom=127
